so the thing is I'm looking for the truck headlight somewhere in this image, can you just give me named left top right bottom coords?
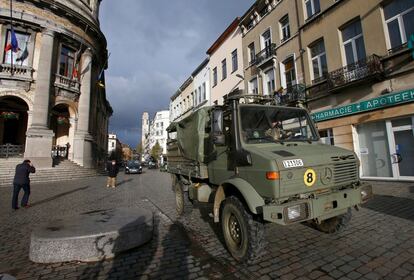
left=284, top=203, right=308, bottom=223
left=360, top=184, right=373, bottom=203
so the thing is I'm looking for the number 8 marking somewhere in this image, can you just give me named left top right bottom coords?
left=304, top=169, right=316, bottom=187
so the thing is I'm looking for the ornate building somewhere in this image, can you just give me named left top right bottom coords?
left=0, top=0, right=112, bottom=168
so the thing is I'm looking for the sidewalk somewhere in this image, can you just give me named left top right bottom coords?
left=365, top=180, right=414, bottom=198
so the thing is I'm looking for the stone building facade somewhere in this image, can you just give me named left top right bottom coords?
left=240, top=0, right=414, bottom=181
left=0, top=0, right=112, bottom=168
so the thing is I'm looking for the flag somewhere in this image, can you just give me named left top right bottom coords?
left=72, top=49, right=81, bottom=79
left=4, top=28, right=19, bottom=52
left=97, top=69, right=105, bottom=88
left=16, top=44, right=28, bottom=64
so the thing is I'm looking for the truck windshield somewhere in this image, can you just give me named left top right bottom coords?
left=240, top=105, right=318, bottom=143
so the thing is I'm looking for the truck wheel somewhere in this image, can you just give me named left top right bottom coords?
left=174, top=180, right=191, bottom=216
left=221, top=196, right=265, bottom=264
left=314, top=208, right=352, bottom=234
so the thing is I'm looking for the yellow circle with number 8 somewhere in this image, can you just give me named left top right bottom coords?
left=304, top=169, right=316, bottom=187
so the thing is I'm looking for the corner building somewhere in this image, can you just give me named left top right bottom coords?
left=240, top=0, right=414, bottom=181
left=0, top=0, right=112, bottom=168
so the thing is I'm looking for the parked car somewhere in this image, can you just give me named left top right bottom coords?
left=148, top=161, right=157, bottom=169
left=125, top=160, right=142, bottom=174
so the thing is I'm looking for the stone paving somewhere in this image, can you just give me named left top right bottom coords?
left=0, top=170, right=413, bottom=280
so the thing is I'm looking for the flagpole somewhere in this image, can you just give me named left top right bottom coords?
left=10, top=0, right=14, bottom=76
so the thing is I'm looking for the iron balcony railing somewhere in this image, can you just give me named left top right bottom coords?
left=275, top=84, right=306, bottom=106
left=387, top=42, right=408, bottom=55
left=327, top=55, right=383, bottom=89
left=0, top=144, right=24, bottom=158
left=255, top=43, right=277, bottom=66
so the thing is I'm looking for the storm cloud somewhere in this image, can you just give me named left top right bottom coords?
left=100, top=0, right=254, bottom=147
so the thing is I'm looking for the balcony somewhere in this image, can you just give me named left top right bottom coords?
left=254, top=44, right=277, bottom=67
left=327, top=55, right=383, bottom=90
left=275, top=84, right=306, bottom=106
left=54, top=74, right=81, bottom=101
left=0, top=64, right=34, bottom=82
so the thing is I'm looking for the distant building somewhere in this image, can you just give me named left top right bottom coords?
left=207, top=18, right=245, bottom=105
left=192, top=58, right=210, bottom=109
left=141, top=112, right=149, bottom=158
left=108, top=134, right=122, bottom=161
left=148, top=110, right=170, bottom=155
left=0, top=0, right=112, bottom=168
left=170, top=77, right=193, bottom=122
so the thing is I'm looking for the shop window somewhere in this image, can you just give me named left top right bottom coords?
left=319, top=129, right=334, bottom=145
left=383, top=0, right=414, bottom=50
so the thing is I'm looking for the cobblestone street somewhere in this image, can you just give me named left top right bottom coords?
left=0, top=169, right=413, bottom=280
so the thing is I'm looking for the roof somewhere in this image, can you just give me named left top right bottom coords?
left=206, top=18, right=240, bottom=55
left=191, top=58, right=209, bottom=77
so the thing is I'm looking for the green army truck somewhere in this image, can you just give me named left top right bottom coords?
left=166, top=93, right=372, bottom=263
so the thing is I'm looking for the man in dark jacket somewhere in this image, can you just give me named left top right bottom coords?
left=106, top=160, right=119, bottom=188
left=12, top=159, right=36, bottom=210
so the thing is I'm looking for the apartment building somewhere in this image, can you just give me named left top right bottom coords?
left=192, top=58, right=210, bottom=109
left=240, top=0, right=305, bottom=103
left=240, top=0, right=414, bottom=181
left=208, top=18, right=245, bottom=105
left=170, top=76, right=193, bottom=122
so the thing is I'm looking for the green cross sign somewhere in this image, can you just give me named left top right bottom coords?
left=409, top=33, right=414, bottom=59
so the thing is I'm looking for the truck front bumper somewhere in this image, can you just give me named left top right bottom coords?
left=262, top=182, right=372, bottom=225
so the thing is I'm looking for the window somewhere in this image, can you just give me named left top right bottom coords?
left=283, top=57, right=296, bottom=88
left=310, top=39, right=328, bottom=81
left=59, top=45, right=76, bottom=78
left=3, top=30, right=31, bottom=66
left=191, top=92, right=194, bottom=107
left=384, top=0, right=414, bottom=50
left=248, top=43, right=256, bottom=64
left=222, top=59, right=227, bottom=80
left=261, top=29, right=272, bottom=51
left=263, top=69, right=275, bottom=95
left=112, top=142, right=115, bottom=148
left=341, top=19, right=366, bottom=65
left=248, top=78, right=258, bottom=94
left=231, top=49, right=238, bottom=72
left=280, top=15, right=290, bottom=42
left=305, top=0, right=320, bottom=19
left=202, top=82, right=206, bottom=100
left=198, top=86, right=202, bottom=103
left=319, top=129, right=334, bottom=145
left=213, top=67, right=218, bottom=86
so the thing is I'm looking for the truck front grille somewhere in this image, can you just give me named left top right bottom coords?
left=333, top=161, right=358, bottom=184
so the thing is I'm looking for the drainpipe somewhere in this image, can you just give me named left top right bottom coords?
left=295, top=0, right=307, bottom=109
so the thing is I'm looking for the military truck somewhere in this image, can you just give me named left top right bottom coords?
left=166, top=93, right=372, bottom=263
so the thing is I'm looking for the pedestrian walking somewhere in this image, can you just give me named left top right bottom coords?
left=12, top=159, right=36, bottom=210
left=106, top=160, right=119, bottom=188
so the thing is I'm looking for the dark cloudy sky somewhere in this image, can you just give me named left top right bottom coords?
left=100, top=1, right=254, bottom=148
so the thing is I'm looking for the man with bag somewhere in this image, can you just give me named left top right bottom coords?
left=12, top=159, right=36, bottom=210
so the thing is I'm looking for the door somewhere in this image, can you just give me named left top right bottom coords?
left=388, top=117, right=414, bottom=180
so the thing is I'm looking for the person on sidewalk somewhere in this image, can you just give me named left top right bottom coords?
left=12, top=159, right=36, bottom=210
left=106, top=160, right=119, bottom=188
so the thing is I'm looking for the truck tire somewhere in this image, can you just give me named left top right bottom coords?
left=314, top=208, right=352, bottom=234
left=221, top=196, right=265, bottom=264
left=174, top=180, right=191, bottom=216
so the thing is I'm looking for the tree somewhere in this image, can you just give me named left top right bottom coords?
left=150, top=141, right=162, bottom=161
left=136, top=141, right=143, bottom=154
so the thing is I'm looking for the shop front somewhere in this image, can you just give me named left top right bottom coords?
left=312, top=88, right=414, bottom=181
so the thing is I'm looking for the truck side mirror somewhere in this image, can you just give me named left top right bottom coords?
left=212, top=109, right=225, bottom=146
left=213, top=110, right=223, bottom=134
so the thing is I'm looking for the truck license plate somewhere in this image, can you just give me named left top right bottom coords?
left=283, top=159, right=304, bottom=168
